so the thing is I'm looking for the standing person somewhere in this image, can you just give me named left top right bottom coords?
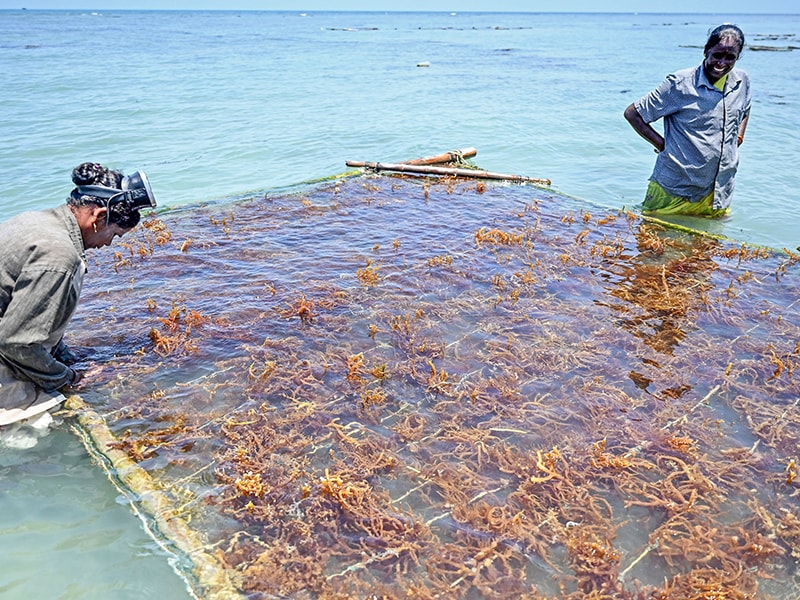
left=0, top=162, right=156, bottom=435
left=624, top=24, right=751, bottom=218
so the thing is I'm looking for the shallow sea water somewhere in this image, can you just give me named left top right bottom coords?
left=0, top=427, right=189, bottom=599
left=1, top=9, right=799, bottom=599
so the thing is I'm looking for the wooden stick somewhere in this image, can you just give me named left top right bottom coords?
left=344, top=161, right=551, bottom=185
left=345, top=148, right=476, bottom=169
left=402, top=147, right=477, bottom=165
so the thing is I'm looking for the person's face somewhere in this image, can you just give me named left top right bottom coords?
left=85, top=209, right=133, bottom=249
left=704, top=37, right=741, bottom=83
left=94, top=222, right=132, bottom=249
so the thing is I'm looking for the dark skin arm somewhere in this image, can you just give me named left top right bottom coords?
left=624, top=103, right=665, bottom=153
left=738, top=113, right=749, bottom=145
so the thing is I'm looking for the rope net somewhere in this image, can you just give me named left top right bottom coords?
left=65, top=175, right=799, bottom=599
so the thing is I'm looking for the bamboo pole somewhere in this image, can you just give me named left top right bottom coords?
left=344, top=161, right=551, bottom=185
left=631, top=209, right=786, bottom=253
left=63, top=395, right=244, bottom=600
left=402, top=147, right=477, bottom=165
left=345, top=148, right=477, bottom=169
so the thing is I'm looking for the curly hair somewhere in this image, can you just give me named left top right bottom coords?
left=70, top=162, right=123, bottom=189
left=68, top=162, right=143, bottom=229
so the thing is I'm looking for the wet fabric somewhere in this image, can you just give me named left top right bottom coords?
left=0, top=361, right=64, bottom=426
left=642, top=180, right=730, bottom=218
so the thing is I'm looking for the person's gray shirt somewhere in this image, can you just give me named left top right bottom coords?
left=635, top=64, right=751, bottom=208
left=0, top=204, right=86, bottom=392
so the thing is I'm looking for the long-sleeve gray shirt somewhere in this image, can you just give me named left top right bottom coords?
left=0, top=204, right=86, bottom=391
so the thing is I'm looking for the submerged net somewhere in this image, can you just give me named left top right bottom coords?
left=64, top=174, right=799, bottom=599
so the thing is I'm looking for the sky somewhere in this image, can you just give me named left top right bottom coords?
left=0, top=1, right=797, bottom=13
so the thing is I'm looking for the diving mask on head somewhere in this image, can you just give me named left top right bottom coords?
left=71, top=170, right=157, bottom=224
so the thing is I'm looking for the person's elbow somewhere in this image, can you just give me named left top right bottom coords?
left=623, top=103, right=640, bottom=124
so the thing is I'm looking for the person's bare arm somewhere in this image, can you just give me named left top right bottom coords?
left=624, top=103, right=664, bottom=153
left=737, top=112, right=750, bottom=145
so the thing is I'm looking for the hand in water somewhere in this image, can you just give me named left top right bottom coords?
left=68, top=363, right=106, bottom=390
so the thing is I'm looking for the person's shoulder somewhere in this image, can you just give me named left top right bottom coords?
left=1, top=208, right=52, bottom=243
left=657, top=65, right=700, bottom=94
left=672, top=65, right=698, bottom=79
left=662, top=65, right=699, bottom=86
left=9, top=207, right=82, bottom=270
left=731, top=67, right=750, bottom=81
left=10, top=207, right=66, bottom=237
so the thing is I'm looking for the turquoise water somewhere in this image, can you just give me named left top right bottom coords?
left=1, top=9, right=799, bottom=598
left=2, top=10, right=799, bottom=246
left=0, top=427, right=189, bottom=599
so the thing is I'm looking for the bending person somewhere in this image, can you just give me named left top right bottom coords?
left=624, top=24, right=751, bottom=218
left=0, top=162, right=156, bottom=429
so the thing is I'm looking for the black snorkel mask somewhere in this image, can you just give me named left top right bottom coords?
left=70, top=170, right=157, bottom=225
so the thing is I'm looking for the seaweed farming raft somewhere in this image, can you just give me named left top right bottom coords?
left=64, top=170, right=799, bottom=599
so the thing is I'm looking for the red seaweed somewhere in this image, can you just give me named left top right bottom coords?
left=67, top=174, right=800, bottom=599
